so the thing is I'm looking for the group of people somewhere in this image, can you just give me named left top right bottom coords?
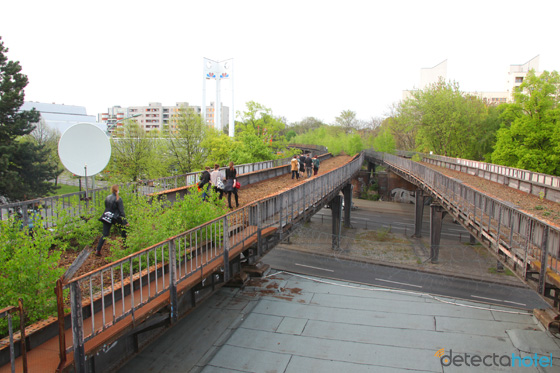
left=97, top=156, right=321, bottom=256
left=198, top=162, right=239, bottom=209
left=95, top=163, right=241, bottom=256
left=291, top=153, right=320, bottom=180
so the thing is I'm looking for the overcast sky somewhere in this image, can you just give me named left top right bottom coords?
left=1, top=0, right=559, bottom=125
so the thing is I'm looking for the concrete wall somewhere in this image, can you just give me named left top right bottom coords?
left=374, top=170, right=416, bottom=200
left=351, top=170, right=370, bottom=198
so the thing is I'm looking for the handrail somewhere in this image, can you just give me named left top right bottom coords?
left=0, top=300, right=26, bottom=373
left=64, top=153, right=363, bottom=368
left=0, top=156, right=296, bottom=228
left=368, top=151, right=560, bottom=284
left=0, top=144, right=329, bottom=227
left=397, top=150, right=560, bottom=203
left=286, top=143, right=329, bottom=154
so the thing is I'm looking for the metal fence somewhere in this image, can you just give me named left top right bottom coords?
left=0, top=300, right=26, bottom=373
left=370, top=151, right=560, bottom=285
left=63, top=153, right=363, bottom=369
left=0, top=157, right=296, bottom=229
left=286, top=144, right=329, bottom=154
left=400, top=151, right=560, bottom=203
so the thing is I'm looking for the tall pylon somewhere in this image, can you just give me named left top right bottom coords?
left=202, top=58, right=234, bottom=137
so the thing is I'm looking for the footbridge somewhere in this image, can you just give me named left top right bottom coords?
left=365, top=151, right=560, bottom=311
left=3, top=149, right=560, bottom=372
left=0, top=152, right=362, bottom=373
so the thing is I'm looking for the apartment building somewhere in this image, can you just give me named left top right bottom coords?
left=402, top=56, right=542, bottom=104
left=506, top=55, right=540, bottom=94
left=100, top=102, right=228, bottom=135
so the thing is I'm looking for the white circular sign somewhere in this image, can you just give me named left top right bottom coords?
left=58, top=123, right=111, bottom=176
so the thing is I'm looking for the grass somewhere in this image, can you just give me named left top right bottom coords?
left=357, top=228, right=408, bottom=244
left=48, top=184, right=81, bottom=196
left=488, top=267, right=515, bottom=276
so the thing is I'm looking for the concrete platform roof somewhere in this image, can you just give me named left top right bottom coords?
left=121, top=271, right=560, bottom=372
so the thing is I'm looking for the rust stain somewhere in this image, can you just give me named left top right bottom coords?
left=273, top=295, right=294, bottom=301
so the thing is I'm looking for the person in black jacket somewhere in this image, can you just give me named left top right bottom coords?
left=304, top=154, right=313, bottom=178
left=96, top=184, right=128, bottom=256
left=224, top=161, right=239, bottom=209
left=198, top=166, right=211, bottom=201
left=298, top=154, right=305, bottom=177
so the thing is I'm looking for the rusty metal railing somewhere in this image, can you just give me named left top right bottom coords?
left=369, top=151, right=560, bottom=286
left=0, top=300, right=27, bottom=373
left=62, top=153, right=363, bottom=371
left=399, top=150, right=560, bottom=204
left=0, top=157, right=297, bottom=229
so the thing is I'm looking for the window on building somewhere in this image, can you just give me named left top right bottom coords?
left=515, top=77, right=524, bottom=84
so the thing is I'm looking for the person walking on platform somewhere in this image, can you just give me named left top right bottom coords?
left=210, top=164, right=224, bottom=200
left=298, top=154, right=305, bottom=177
left=224, top=161, right=239, bottom=209
left=96, top=184, right=128, bottom=256
left=304, top=154, right=313, bottom=178
left=312, top=155, right=320, bottom=176
left=291, top=155, right=299, bottom=180
left=198, top=166, right=211, bottom=201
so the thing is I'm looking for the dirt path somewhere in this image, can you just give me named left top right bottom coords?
left=422, top=162, right=560, bottom=226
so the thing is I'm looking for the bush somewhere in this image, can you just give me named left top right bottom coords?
left=107, top=186, right=228, bottom=262
left=0, top=185, right=229, bottom=336
left=0, top=216, right=65, bottom=335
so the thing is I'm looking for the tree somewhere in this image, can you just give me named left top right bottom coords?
left=492, top=70, right=560, bottom=174
left=229, top=128, right=276, bottom=164
left=291, top=125, right=365, bottom=156
left=28, top=119, right=64, bottom=185
left=110, top=121, right=157, bottom=182
left=392, top=79, right=490, bottom=159
left=201, top=127, right=233, bottom=167
left=0, top=37, right=59, bottom=200
left=415, top=80, right=482, bottom=157
left=360, top=116, right=384, bottom=131
left=237, top=101, right=286, bottom=144
left=334, top=110, right=358, bottom=133
left=387, top=101, right=418, bottom=151
left=372, top=126, right=396, bottom=154
left=285, top=117, right=325, bottom=136
left=166, top=106, right=208, bottom=173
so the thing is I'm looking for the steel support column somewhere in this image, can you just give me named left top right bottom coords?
left=430, top=204, right=447, bottom=264
left=331, top=195, right=343, bottom=250
left=342, top=184, right=352, bottom=228
left=367, top=162, right=375, bottom=177
left=169, top=240, right=178, bottom=323
left=70, top=282, right=85, bottom=373
left=538, top=226, right=550, bottom=295
left=413, top=189, right=426, bottom=238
